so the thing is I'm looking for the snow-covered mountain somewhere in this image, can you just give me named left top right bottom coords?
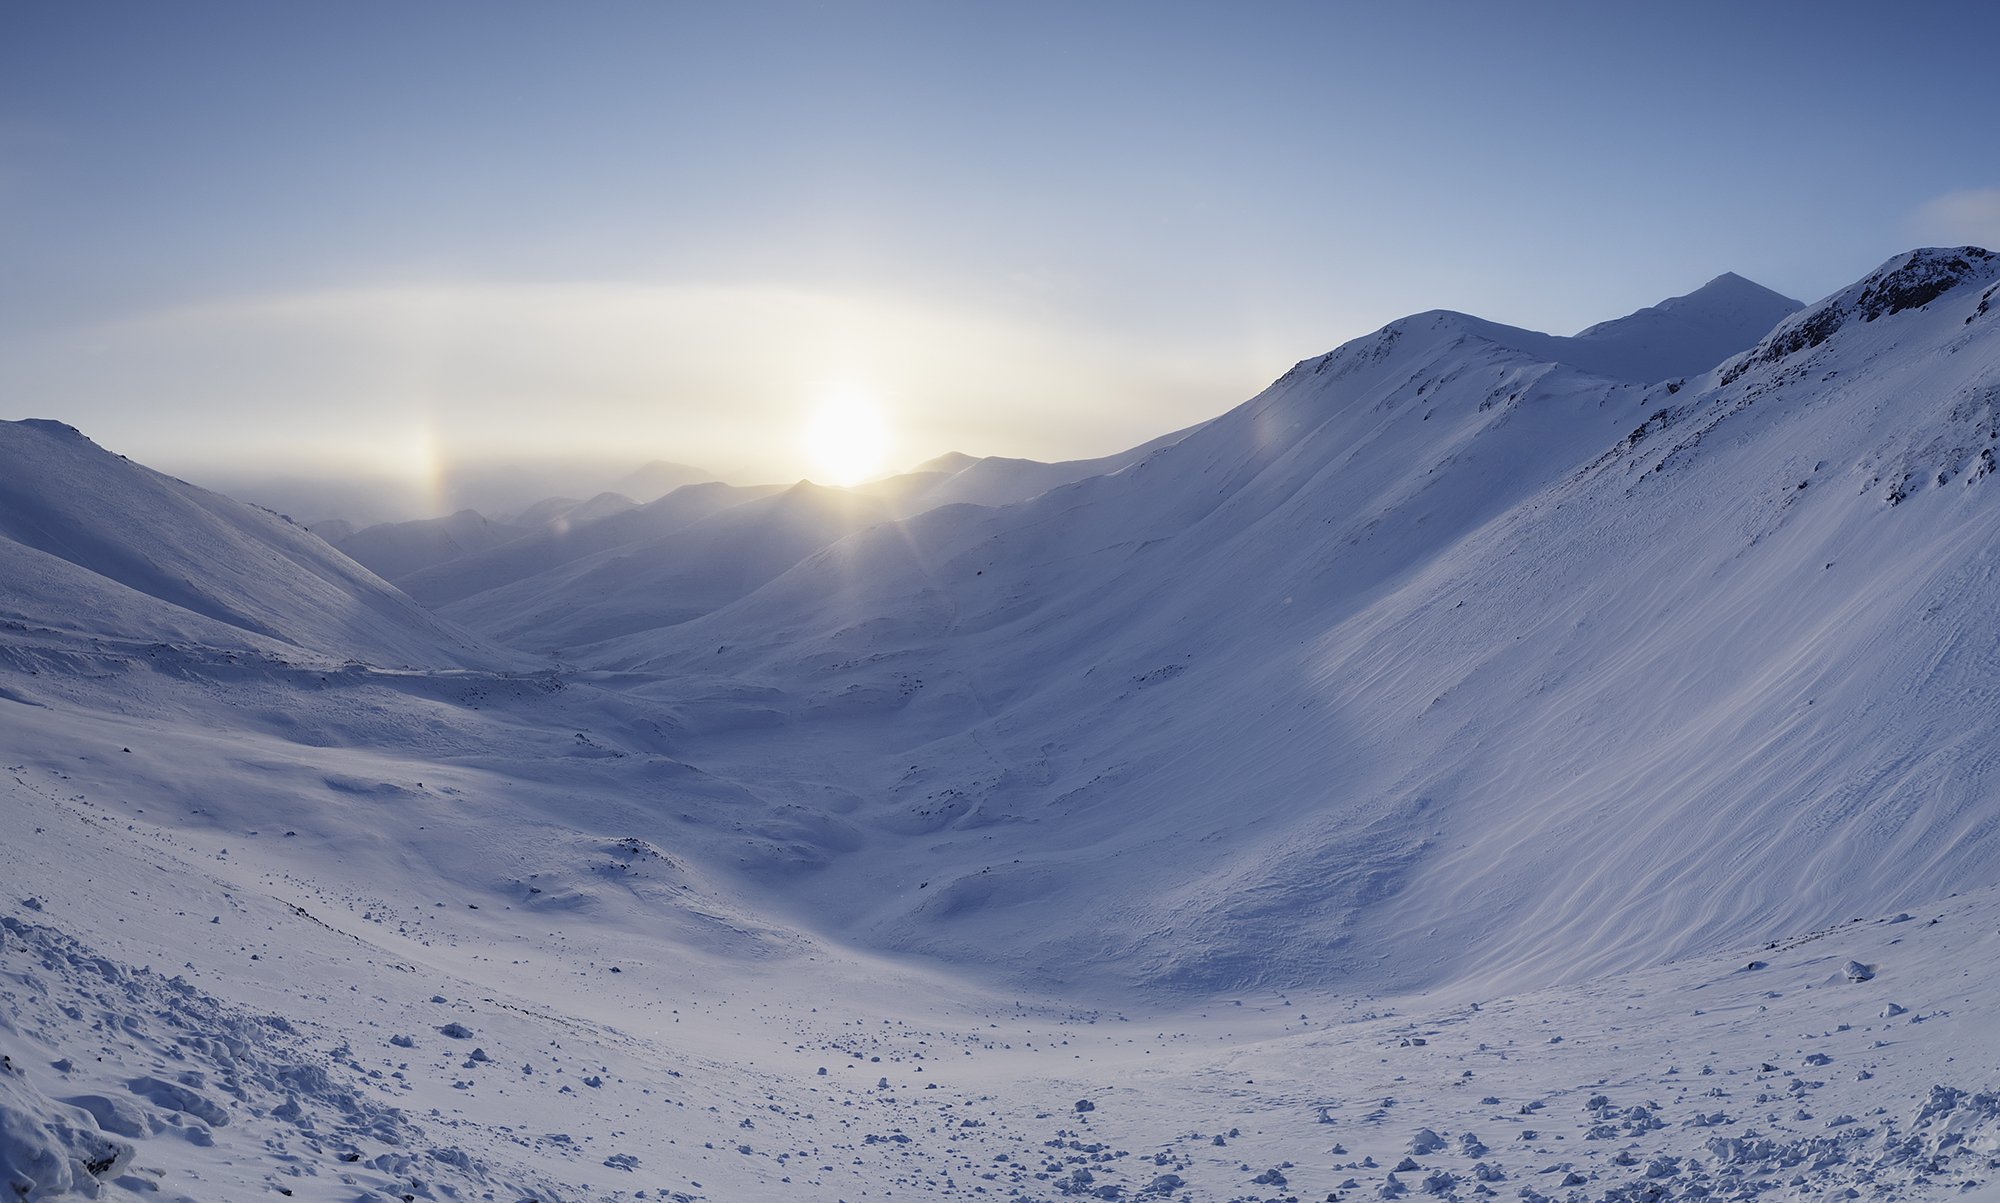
left=1560, top=270, right=1803, bottom=381
left=0, top=419, right=500, bottom=669
left=576, top=249, right=1995, bottom=998
left=5, top=251, right=2000, bottom=1202
left=1365, top=271, right=1802, bottom=387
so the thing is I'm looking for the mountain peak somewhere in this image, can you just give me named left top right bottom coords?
left=1576, top=269, right=1800, bottom=335
left=1696, top=269, right=1759, bottom=290
left=1673, top=270, right=1793, bottom=307
left=912, top=450, right=982, bottom=475
left=14, top=418, right=91, bottom=441
left=1302, top=269, right=1807, bottom=389
left=1555, top=270, right=1802, bottom=381
left=1849, top=246, right=1996, bottom=318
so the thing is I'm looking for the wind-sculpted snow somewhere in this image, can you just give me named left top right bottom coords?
left=0, top=910, right=568, bottom=1201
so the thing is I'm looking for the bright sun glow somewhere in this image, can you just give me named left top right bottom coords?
left=801, top=387, right=892, bottom=486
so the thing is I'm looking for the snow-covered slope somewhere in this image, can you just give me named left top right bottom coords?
left=583, top=306, right=1689, bottom=989
left=568, top=250, right=2000, bottom=1001
left=0, top=420, right=500, bottom=669
left=5, top=735, right=1999, bottom=1203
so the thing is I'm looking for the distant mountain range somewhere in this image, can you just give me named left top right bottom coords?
left=198, top=455, right=716, bottom=529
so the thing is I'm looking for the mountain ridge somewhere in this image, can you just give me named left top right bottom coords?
left=0, top=419, right=505, bottom=669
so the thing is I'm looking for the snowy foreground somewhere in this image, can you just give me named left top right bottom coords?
left=7, top=757, right=2000, bottom=1203
left=6, top=249, right=2000, bottom=1200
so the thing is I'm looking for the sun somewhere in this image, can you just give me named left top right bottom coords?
left=800, top=387, right=892, bottom=486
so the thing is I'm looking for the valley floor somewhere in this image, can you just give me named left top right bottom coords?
left=6, top=750, right=1999, bottom=1203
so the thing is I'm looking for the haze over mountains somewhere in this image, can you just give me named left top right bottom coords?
left=323, top=432, right=1198, bottom=653
left=202, top=456, right=717, bottom=532
left=7, top=250, right=2000, bottom=1202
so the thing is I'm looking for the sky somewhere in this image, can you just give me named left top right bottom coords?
left=3, top=1, right=1998, bottom=513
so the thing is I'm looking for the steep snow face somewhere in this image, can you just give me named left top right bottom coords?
left=555, top=250, right=2000, bottom=998
left=1720, top=246, right=1997, bottom=385
left=0, top=419, right=501, bottom=669
left=1258, top=246, right=2000, bottom=991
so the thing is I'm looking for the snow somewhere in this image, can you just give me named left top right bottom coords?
left=330, top=508, right=531, bottom=584
left=1395, top=269, right=1801, bottom=387
left=1564, top=271, right=1803, bottom=382
left=395, top=482, right=775, bottom=608
left=0, top=421, right=503, bottom=670
left=518, top=248, right=2000, bottom=1004
left=3, top=250, right=2000, bottom=1201
left=440, top=481, right=902, bottom=652
left=863, top=424, right=1201, bottom=516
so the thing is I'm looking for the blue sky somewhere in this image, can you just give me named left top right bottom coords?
left=3, top=1, right=1997, bottom=496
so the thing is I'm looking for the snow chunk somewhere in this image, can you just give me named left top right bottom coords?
left=0, top=1070, right=134, bottom=1200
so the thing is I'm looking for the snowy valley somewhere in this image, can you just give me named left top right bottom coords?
left=6, top=248, right=2000, bottom=1203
